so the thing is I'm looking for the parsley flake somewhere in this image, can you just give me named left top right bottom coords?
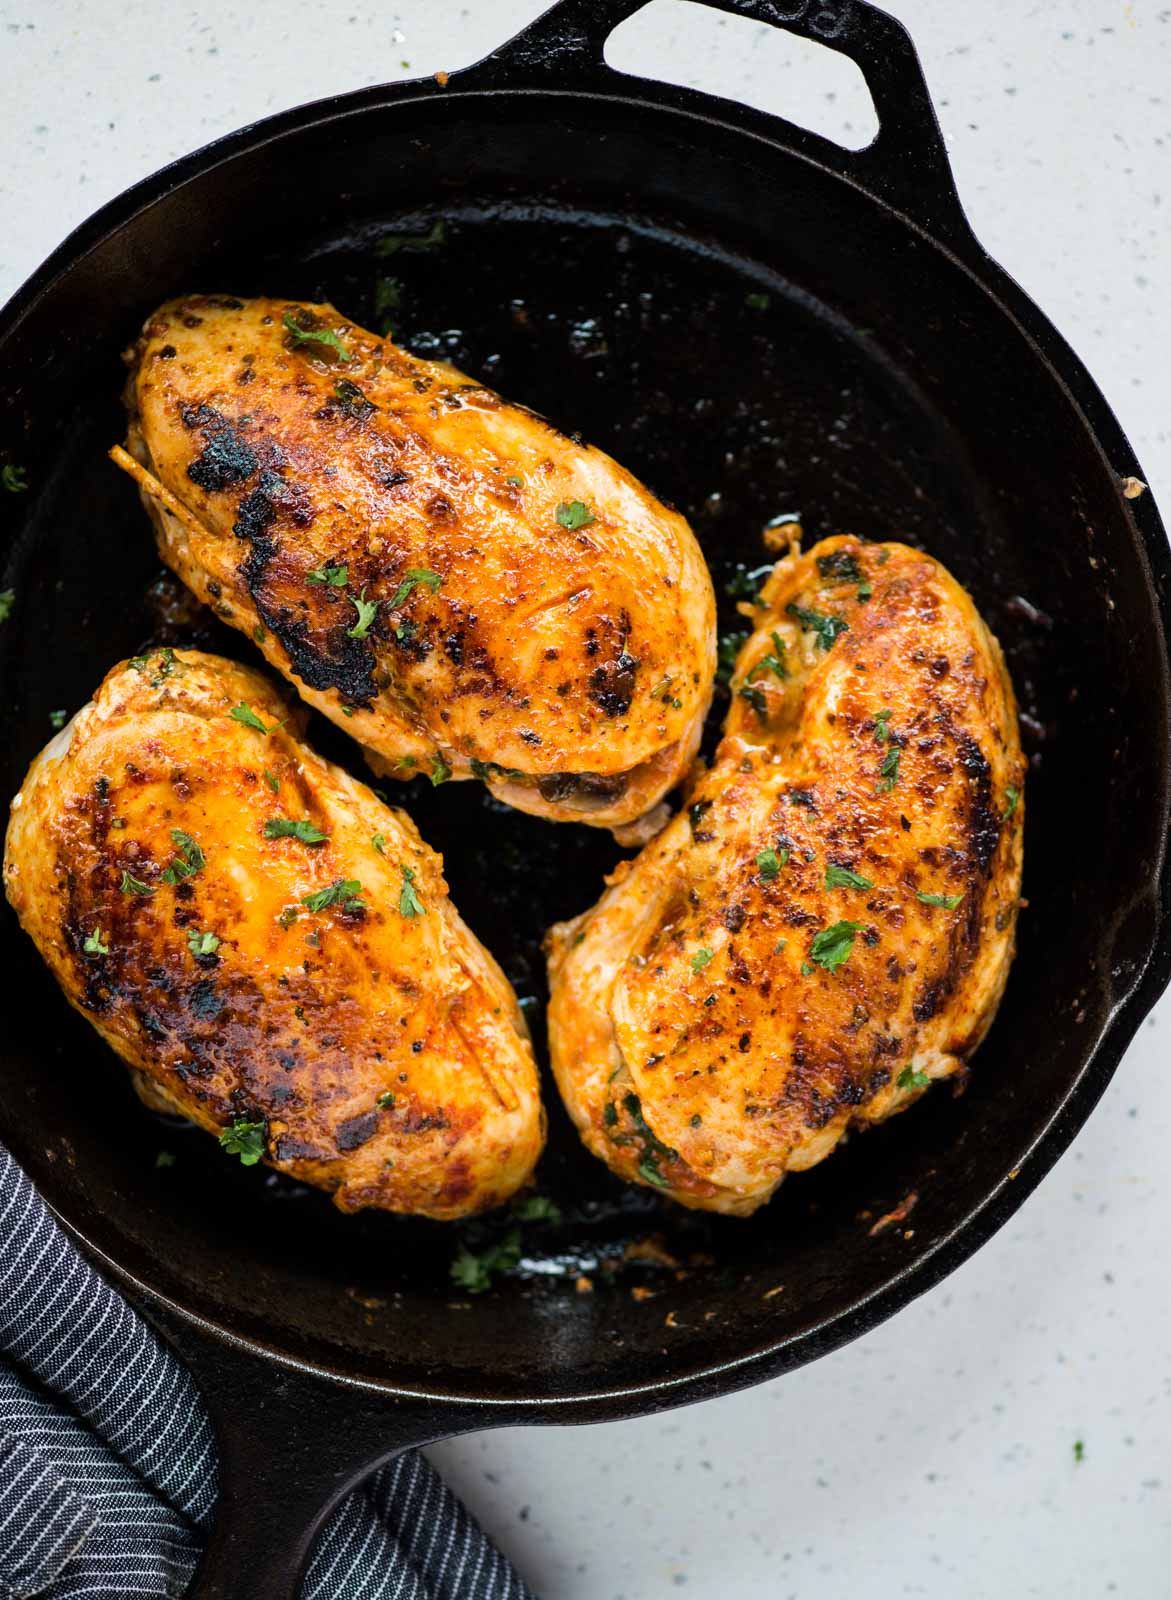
left=377, top=1090, right=395, bottom=1108
left=219, top=1119, right=266, bottom=1166
left=119, top=870, right=155, bottom=897
left=786, top=602, right=849, bottom=651
left=263, top=768, right=280, bottom=794
left=825, top=862, right=874, bottom=891
left=2, top=464, right=28, bottom=493
left=873, top=709, right=893, bottom=743
left=1005, top=785, right=1020, bottom=819
left=725, top=564, right=773, bottom=603
left=756, top=847, right=787, bottom=880
left=282, top=311, right=352, bottom=362
left=897, top=1065, right=930, bottom=1090
left=398, top=864, right=425, bottom=917
left=555, top=500, right=596, bottom=530
left=808, top=920, right=865, bottom=973
left=306, top=562, right=349, bottom=587
left=0, top=590, right=13, bottom=624
left=690, top=947, right=714, bottom=974
left=371, top=832, right=387, bottom=855
left=346, top=587, right=379, bottom=638
left=264, top=817, right=329, bottom=844
left=187, top=929, right=220, bottom=957
left=746, top=631, right=789, bottom=683
left=917, top=890, right=964, bottom=910
left=737, top=684, right=769, bottom=720
left=513, top=1193, right=561, bottom=1223
left=82, top=928, right=110, bottom=956
left=745, top=291, right=771, bottom=312
left=817, top=551, right=862, bottom=582
left=302, top=878, right=365, bottom=914
left=49, top=709, right=68, bottom=730
left=375, top=218, right=446, bottom=257
left=387, top=567, right=443, bottom=609
left=717, top=629, right=749, bottom=685
left=160, top=829, right=204, bottom=884
left=878, top=746, right=901, bottom=792
left=450, top=1226, right=522, bottom=1294
left=230, top=703, right=273, bottom=734
left=429, top=754, right=451, bottom=786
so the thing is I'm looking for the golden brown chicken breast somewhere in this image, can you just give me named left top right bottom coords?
left=4, top=649, right=543, bottom=1218
left=546, top=537, right=1024, bottom=1216
left=112, top=294, right=715, bottom=837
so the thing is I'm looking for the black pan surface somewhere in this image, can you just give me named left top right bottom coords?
left=1, top=1, right=1168, bottom=1592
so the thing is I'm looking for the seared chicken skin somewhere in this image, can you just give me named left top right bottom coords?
left=114, top=294, right=715, bottom=837
left=4, top=650, right=543, bottom=1218
left=547, top=538, right=1024, bottom=1216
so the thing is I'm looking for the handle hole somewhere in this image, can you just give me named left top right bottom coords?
left=603, top=0, right=879, bottom=151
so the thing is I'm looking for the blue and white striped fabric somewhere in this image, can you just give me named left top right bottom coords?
left=0, top=1147, right=534, bottom=1599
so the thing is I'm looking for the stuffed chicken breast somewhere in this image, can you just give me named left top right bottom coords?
left=114, top=294, right=715, bottom=837
left=4, top=649, right=543, bottom=1218
left=546, top=538, right=1024, bottom=1216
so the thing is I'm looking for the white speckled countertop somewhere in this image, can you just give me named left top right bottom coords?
left=3, top=2, right=1169, bottom=1594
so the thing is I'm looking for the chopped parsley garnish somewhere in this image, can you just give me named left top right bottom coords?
left=556, top=500, right=596, bottom=530
left=302, top=878, right=365, bottom=914
left=505, top=473, right=524, bottom=487
left=756, top=847, right=787, bottom=880
left=254, top=623, right=268, bottom=643
left=186, top=929, right=220, bottom=957
left=282, top=311, right=351, bottom=361
left=817, top=550, right=862, bottom=582
left=375, top=218, right=446, bottom=256
left=373, top=275, right=401, bottom=332
left=449, top=1226, right=522, bottom=1294
left=638, top=1153, right=671, bottom=1188
left=82, top=928, right=110, bottom=956
left=377, top=1091, right=395, bottom=1108
left=278, top=906, right=299, bottom=929
left=716, top=629, right=748, bottom=685
left=429, top=754, right=451, bottom=786
left=513, top=1193, right=562, bottom=1223
left=306, top=562, right=349, bottom=587
left=825, top=862, right=874, bottom=891
left=917, top=890, right=964, bottom=909
left=264, top=817, right=329, bottom=844
left=371, top=832, right=387, bottom=855
left=49, top=709, right=68, bottom=730
left=387, top=567, right=443, bottom=609
left=737, top=684, right=769, bottom=720
left=119, top=870, right=155, bottom=897
left=160, top=829, right=204, bottom=884
left=744, top=291, right=770, bottom=312
left=873, top=709, right=892, bottom=743
left=469, top=757, right=525, bottom=783
left=263, top=768, right=280, bottom=794
left=1, top=464, right=28, bottom=493
left=878, top=746, right=901, bottom=792
left=346, top=587, right=379, bottom=638
left=128, top=647, right=178, bottom=687
left=1073, top=1439, right=1085, bottom=1464
left=808, top=920, right=865, bottom=973
left=1005, top=785, right=1020, bottom=819
left=898, top=1065, right=930, bottom=1090
left=690, top=947, right=714, bottom=974
left=230, top=703, right=273, bottom=734
left=398, top=864, right=425, bottom=917
left=0, top=590, right=13, bottom=624
left=786, top=602, right=849, bottom=651
left=619, top=1092, right=677, bottom=1188
left=857, top=580, right=873, bottom=602
left=155, top=1150, right=175, bottom=1170
left=219, top=1119, right=266, bottom=1166
left=725, top=564, right=773, bottom=603
left=746, top=631, right=789, bottom=682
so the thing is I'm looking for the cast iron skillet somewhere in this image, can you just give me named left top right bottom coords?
left=1, top=1, right=1169, bottom=1593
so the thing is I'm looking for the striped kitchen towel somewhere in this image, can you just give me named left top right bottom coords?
left=0, top=1146, right=534, bottom=1600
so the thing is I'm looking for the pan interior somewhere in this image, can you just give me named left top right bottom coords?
left=0, top=92, right=1163, bottom=1403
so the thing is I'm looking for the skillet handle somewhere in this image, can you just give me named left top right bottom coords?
left=134, top=1295, right=475, bottom=1600
left=462, top=0, right=974, bottom=247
